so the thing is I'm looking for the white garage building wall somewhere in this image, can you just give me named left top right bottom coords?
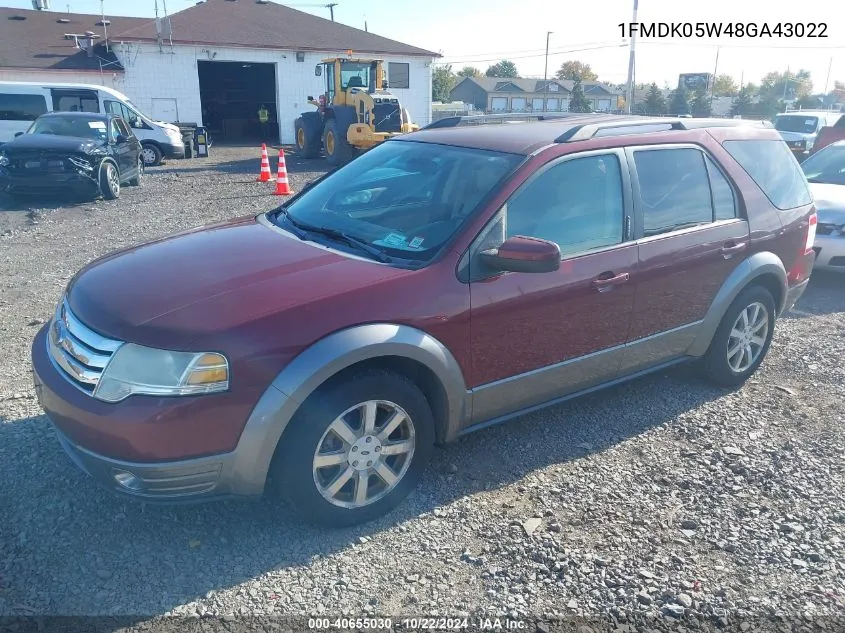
left=0, top=68, right=123, bottom=88
left=113, top=42, right=434, bottom=144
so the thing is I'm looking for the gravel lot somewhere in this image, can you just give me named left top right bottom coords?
left=1, top=146, right=843, bottom=631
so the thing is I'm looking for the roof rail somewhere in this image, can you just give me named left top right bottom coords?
left=557, top=117, right=772, bottom=142
left=423, top=112, right=583, bottom=130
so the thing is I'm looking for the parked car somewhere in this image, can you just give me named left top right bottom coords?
left=772, top=110, right=843, bottom=162
left=31, top=115, right=816, bottom=526
left=810, top=113, right=845, bottom=156
left=0, top=112, right=143, bottom=200
left=802, top=139, right=845, bottom=272
left=0, top=81, right=185, bottom=166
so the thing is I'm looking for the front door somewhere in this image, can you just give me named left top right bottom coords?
left=620, top=144, right=749, bottom=374
left=467, top=149, right=638, bottom=425
left=109, top=118, right=134, bottom=176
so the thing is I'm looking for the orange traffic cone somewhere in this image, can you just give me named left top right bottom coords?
left=273, top=149, right=293, bottom=196
left=256, top=143, right=271, bottom=182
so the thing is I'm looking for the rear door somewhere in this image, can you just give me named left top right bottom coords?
left=109, top=118, right=133, bottom=177
left=619, top=144, right=748, bottom=374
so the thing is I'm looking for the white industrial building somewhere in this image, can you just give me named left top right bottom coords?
left=0, top=0, right=438, bottom=144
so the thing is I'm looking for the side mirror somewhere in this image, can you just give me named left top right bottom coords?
left=14, top=132, right=24, bottom=138
left=382, top=80, right=389, bottom=89
left=479, top=236, right=560, bottom=274
left=315, top=65, right=322, bottom=77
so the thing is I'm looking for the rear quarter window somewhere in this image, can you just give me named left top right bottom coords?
left=0, top=93, right=48, bottom=121
left=722, top=139, right=812, bottom=210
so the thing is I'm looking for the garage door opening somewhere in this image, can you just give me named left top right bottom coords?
left=198, top=60, right=278, bottom=144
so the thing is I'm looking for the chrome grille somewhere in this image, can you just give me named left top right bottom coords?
left=47, top=299, right=123, bottom=393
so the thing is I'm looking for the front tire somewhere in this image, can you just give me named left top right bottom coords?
left=322, top=119, right=356, bottom=167
left=141, top=143, right=162, bottom=167
left=702, top=285, right=776, bottom=387
left=99, top=162, right=120, bottom=200
left=271, top=370, right=435, bottom=527
left=295, top=117, right=320, bottom=158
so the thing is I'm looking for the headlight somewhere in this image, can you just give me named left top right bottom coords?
left=166, top=128, right=183, bottom=142
left=0, top=153, right=9, bottom=167
left=94, top=344, right=229, bottom=403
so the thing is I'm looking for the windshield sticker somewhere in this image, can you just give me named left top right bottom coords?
left=408, top=236, right=425, bottom=249
left=805, top=119, right=815, bottom=125
left=377, top=233, right=408, bottom=248
left=88, top=121, right=106, bottom=129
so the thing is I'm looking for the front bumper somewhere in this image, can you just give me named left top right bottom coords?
left=31, top=324, right=273, bottom=502
left=813, top=235, right=845, bottom=272
left=161, top=141, right=186, bottom=159
left=0, top=167, right=98, bottom=195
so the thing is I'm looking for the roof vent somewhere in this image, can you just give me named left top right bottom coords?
left=8, top=15, right=27, bottom=20
left=96, top=19, right=111, bottom=26
left=57, top=17, right=70, bottom=23
left=256, top=0, right=269, bottom=3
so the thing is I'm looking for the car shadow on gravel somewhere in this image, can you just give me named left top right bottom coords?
left=0, top=362, right=727, bottom=617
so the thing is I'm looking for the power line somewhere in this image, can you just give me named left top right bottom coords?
left=437, top=42, right=627, bottom=65
left=440, top=40, right=620, bottom=60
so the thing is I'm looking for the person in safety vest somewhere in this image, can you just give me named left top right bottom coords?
left=258, top=104, right=269, bottom=140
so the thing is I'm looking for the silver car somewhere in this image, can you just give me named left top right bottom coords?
left=803, top=140, right=845, bottom=272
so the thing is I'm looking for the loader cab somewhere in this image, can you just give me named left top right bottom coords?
left=316, top=58, right=386, bottom=107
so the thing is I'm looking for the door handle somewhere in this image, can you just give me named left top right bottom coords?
left=592, top=272, right=630, bottom=292
left=721, top=241, right=748, bottom=259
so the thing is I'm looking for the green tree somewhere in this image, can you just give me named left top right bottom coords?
left=432, top=64, right=457, bottom=102
left=457, top=66, right=482, bottom=79
left=759, top=69, right=812, bottom=101
left=668, top=85, right=690, bottom=115
left=485, top=60, right=519, bottom=78
left=730, top=87, right=753, bottom=117
left=568, top=79, right=592, bottom=112
left=712, top=74, right=738, bottom=97
left=832, top=80, right=845, bottom=103
left=643, top=83, right=666, bottom=115
left=556, top=60, right=598, bottom=82
left=796, top=95, right=822, bottom=109
left=690, top=88, right=712, bottom=117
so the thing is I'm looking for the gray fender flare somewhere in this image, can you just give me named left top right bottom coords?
left=227, top=323, right=468, bottom=496
left=687, top=251, right=787, bottom=357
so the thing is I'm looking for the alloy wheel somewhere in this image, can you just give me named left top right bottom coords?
left=106, top=164, right=120, bottom=197
left=312, top=400, right=416, bottom=509
left=726, top=301, right=769, bottom=373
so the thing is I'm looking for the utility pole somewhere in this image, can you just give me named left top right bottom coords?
left=543, top=31, right=552, bottom=112
left=782, top=65, right=790, bottom=103
left=326, top=3, right=337, bottom=21
left=625, top=0, right=638, bottom=114
left=709, top=46, right=719, bottom=111
left=823, top=56, right=833, bottom=105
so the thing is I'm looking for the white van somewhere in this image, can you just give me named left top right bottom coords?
left=0, top=81, right=184, bottom=166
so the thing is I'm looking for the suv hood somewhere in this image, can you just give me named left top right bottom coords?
left=2, top=134, right=103, bottom=154
left=66, top=215, right=410, bottom=346
left=809, top=183, right=845, bottom=224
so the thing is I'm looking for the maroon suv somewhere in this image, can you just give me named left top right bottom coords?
left=31, top=115, right=816, bottom=526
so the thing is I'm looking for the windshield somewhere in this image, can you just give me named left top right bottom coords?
left=774, top=115, right=819, bottom=134
left=274, top=140, right=522, bottom=262
left=801, top=144, right=845, bottom=185
left=27, top=116, right=108, bottom=142
left=340, top=62, right=371, bottom=90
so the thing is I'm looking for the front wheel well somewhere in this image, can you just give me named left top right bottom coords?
left=748, top=273, right=784, bottom=314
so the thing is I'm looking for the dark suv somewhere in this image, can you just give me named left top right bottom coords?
left=31, top=115, right=816, bottom=526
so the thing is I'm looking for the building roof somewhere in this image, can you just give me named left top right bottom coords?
left=111, top=0, right=438, bottom=58
left=0, top=7, right=146, bottom=71
left=455, top=76, right=620, bottom=96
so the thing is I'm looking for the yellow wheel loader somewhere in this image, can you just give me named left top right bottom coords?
left=294, top=56, right=419, bottom=166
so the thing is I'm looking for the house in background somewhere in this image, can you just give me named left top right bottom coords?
left=0, top=0, right=438, bottom=144
left=449, top=76, right=621, bottom=113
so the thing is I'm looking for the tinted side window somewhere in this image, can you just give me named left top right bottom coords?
left=115, top=118, right=132, bottom=137
left=722, top=139, right=812, bottom=210
left=506, top=154, right=625, bottom=257
left=634, top=148, right=712, bottom=237
left=0, top=93, right=48, bottom=121
left=52, top=90, right=99, bottom=113
left=109, top=119, right=120, bottom=142
left=704, top=156, right=737, bottom=221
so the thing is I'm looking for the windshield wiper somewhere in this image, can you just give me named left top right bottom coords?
left=273, top=207, right=307, bottom=240
left=288, top=219, right=394, bottom=263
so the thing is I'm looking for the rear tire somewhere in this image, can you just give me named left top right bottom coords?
left=295, top=117, right=321, bottom=158
left=141, top=143, right=162, bottom=167
left=128, top=156, right=144, bottom=187
left=701, top=285, right=776, bottom=388
left=271, top=370, right=435, bottom=527
left=322, top=119, right=356, bottom=167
